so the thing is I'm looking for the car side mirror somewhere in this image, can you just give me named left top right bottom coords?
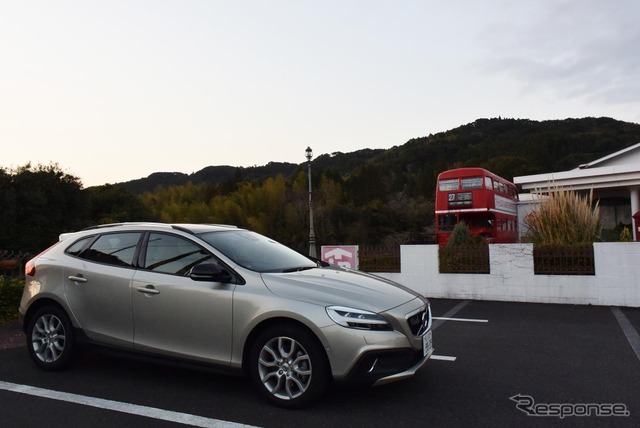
left=190, top=263, right=233, bottom=283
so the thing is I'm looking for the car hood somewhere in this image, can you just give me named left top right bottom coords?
left=261, top=267, right=422, bottom=312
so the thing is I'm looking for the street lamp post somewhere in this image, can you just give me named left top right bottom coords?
left=305, top=146, right=317, bottom=258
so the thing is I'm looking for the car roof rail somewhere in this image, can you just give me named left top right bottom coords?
left=81, top=222, right=167, bottom=231
left=171, top=224, right=239, bottom=235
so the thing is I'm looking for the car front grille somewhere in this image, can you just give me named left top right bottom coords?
left=407, top=305, right=431, bottom=337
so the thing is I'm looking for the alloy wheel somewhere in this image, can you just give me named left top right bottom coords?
left=257, top=336, right=312, bottom=400
left=31, top=314, right=67, bottom=363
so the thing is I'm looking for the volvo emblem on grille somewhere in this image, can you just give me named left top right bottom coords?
left=408, top=308, right=429, bottom=337
left=416, top=310, right=428, bottom=336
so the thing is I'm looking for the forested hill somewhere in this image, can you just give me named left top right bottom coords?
left=115, top=117, right=640, bottom=195
left=391, top=117, right=640, bottom=182
left=4, top=117, right=640, bottom=253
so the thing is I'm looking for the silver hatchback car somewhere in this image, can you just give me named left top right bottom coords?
left=19, top=223, right=433, bottom=407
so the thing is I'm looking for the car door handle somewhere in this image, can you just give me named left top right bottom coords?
left=68, top=275, right=88, bottom=283
left=137, top=286, right=160, bottom=295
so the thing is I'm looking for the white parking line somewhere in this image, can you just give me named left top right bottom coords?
left=0, top=381, right=259, bottom=428
left=431, top=300, right=470, bottom=331
left=612, top=307, right=640, bottom=363
left=429, top=302, right=488, bottom=363
left=433, top=317, right=488, bottom=323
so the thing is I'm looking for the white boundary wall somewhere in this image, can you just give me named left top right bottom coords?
left=376, top=243, right=640, bottom=307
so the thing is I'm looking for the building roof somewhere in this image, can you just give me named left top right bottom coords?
left=514, top=142, right=640, bottom=191
left=577, top=142, right=640, bottom=169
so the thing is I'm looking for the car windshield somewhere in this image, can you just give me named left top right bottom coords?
left=198, top=230, right=317, bottom=273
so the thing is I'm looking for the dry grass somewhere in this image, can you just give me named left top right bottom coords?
left=524, top=187, right=601, bottom=247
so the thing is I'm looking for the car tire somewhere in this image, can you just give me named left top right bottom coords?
left=249, top=324, right=330, bottom=408
left=27, top=306, right=76, bottom=371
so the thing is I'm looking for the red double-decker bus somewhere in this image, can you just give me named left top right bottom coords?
left=435, top=168, right=519, bottom=246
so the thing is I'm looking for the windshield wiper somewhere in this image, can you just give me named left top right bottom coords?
left=282, top=266, right=315, bottom=273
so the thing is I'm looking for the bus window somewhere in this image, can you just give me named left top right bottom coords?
left=461, top=213, right=493, bottom=229
left=461, top=177, right=483, bottom=189
left=438, top=214, right=457, bottom=231
left=484, top=176, right=492, bottom=189
left=439, top=179, right=459, bottom=191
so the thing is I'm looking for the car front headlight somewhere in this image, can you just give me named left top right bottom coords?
left=326, top=306, right=392, bottom=331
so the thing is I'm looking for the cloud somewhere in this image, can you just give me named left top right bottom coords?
left=480, top=0, right=640, bottom=106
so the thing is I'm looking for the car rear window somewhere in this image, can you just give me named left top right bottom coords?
left=65, top=236, right=94, bottom=256
left=78, top=232, right=142, bottom=267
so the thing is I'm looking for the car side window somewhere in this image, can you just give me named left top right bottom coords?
left=144, top=233, right=213, bottom=276
left=65, top=236, right=94, bottom=256
left=80, top=232, right=142, bottom=267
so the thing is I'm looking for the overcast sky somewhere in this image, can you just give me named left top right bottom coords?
left=2, top=0, right=639, bottom=187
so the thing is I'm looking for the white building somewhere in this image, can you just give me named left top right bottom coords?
left=514, top=142, right=640, bottom=241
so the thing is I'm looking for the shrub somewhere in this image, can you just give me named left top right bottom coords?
left=446, top=221, right=472, bottom=248
left=0, top=276, right=23, bottom=324
left=523, top=188, right=601, bottom=247
left=440, top=221, right=489, bottom=273
left=619, top=227, right=632, bottom=242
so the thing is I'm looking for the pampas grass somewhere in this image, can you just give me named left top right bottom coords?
left=524, top=187, right=601, bottom=247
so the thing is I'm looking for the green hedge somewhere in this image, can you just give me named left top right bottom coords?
left=439, top=244, right=490, bottom=274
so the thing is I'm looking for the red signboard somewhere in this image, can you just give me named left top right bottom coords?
left=321, top=245, right=359, bottom=270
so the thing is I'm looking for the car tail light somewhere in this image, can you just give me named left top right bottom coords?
left=24, top=242, right=60, bottom=277
left=24, top=259, right=37, bottom=277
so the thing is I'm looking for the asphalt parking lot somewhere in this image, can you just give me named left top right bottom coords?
left=1, top=298, right=638, bottom=427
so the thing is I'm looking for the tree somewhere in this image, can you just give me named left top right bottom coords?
left=85, top=184, right=153, bottom=224
left=0, top=168, right=17, bottom=249
left=2, top=164, right=86, bottom=252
